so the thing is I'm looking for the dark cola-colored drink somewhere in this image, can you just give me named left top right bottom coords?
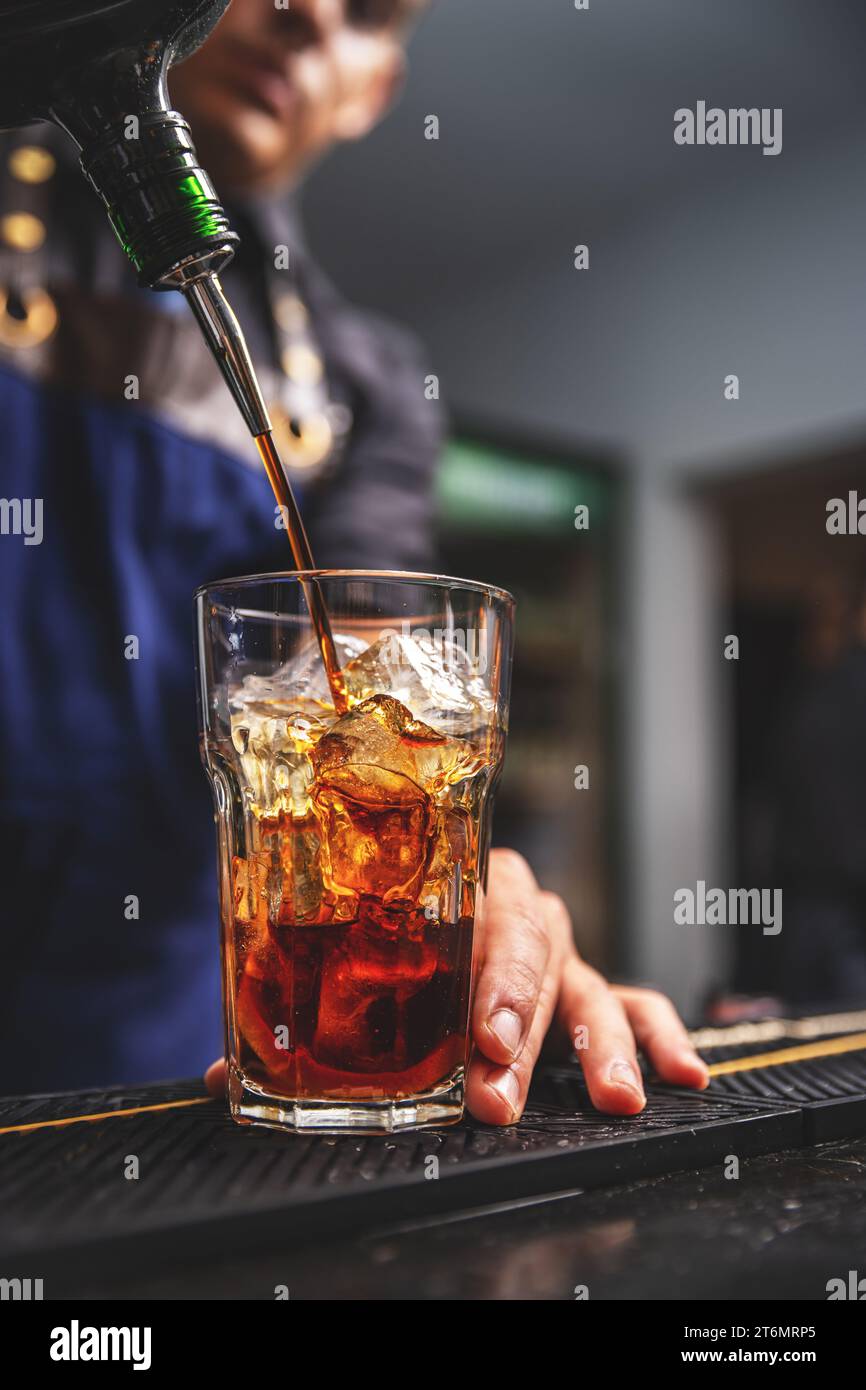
left=226, top=690, right=493, bottom=1103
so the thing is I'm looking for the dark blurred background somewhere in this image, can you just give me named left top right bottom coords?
left=301, top=0, right=866, bottom=1013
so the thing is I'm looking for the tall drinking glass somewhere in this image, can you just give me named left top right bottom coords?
left=195, top=571, right=514, bottom=1134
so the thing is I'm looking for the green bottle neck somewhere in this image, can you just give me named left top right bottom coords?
left=76, top=108, right=238, bottom=288
left=49, top=46, right=238, bottom=289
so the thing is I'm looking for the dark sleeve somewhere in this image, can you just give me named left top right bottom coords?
left=305, top=305, right=445, bottom=572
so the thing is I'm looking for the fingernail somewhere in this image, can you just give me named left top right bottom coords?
left=488, top=1008, right=523, bottom=1057
left=682, top=1051, right=710, bottom=1083
left=488, top=1066, right=520, bottom=1117
left=608, top=1058, right=644, bottom=1095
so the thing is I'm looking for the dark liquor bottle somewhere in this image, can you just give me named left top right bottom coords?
left=0, top=0, right=268, bottom=433
left=0, top=1, right=348, bottom=704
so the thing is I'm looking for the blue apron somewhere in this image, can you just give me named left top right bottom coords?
left=0, top=361, right=294, bottom=1092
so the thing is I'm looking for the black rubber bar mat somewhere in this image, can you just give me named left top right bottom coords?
left=1, top=1015, right=865, bottom=1272
left=695, top=1018, right=866, bottom=1142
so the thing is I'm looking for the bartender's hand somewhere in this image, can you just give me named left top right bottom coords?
left=205, top=847, right=708, bottom=1123
left=460, top=848, right=708, bottom=1123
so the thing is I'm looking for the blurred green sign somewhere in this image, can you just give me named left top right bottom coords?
left=438, top=438, right=609, bottom=534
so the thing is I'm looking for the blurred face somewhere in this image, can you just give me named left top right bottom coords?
left=170, top=0, right=416, bottom=193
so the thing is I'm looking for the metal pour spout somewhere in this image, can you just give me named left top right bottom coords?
left=159, top=249, right=271, bottom=438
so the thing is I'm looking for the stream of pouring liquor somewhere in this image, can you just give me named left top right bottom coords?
left=254, top=430, right=349, bottom=716
left=175, top=273, right=348, bottom=715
